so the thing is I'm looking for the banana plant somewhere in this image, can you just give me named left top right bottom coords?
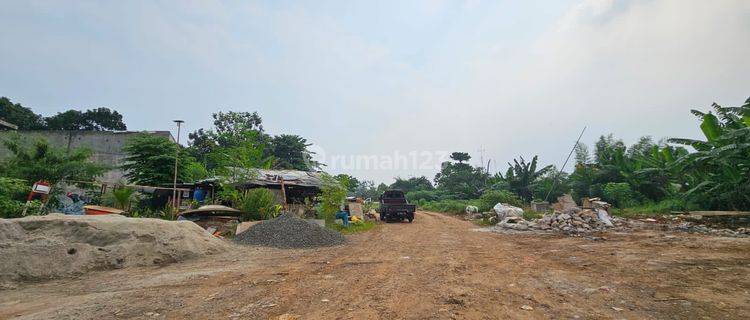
left=668, top=97, right=750, bottom=210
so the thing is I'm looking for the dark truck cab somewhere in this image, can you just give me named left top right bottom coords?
left=378, top=190, right=416, bottom=222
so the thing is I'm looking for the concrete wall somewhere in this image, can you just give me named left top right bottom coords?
left=0, top=130, right=174, bottom=183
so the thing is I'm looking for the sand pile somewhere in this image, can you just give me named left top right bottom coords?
left=235, top=214, right=346, bottom=249
left=0, top=214, right=230, bottom=287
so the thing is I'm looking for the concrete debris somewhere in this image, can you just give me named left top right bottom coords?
left=553, top=194, right=578, bottom=212
left=493, top=203, right=524, bottom=220
left=492, top=199, right=622, bottom=234
left=235, top=214, right=346, bottom=249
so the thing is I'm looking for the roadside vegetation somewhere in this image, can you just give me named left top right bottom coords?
left=2, top=96, right=749, bottom=226
left=342, top=98, right=750, bottom=219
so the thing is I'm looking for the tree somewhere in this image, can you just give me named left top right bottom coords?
left=434, top=152, right=488, bottom=199
left=270, top=134, right=319, bottom=170
left=668, top=98, right=750, bottom=210
left=450, top=152, right=471, bottom=163
left=0, top=134, right=105, bottom=185
left=390, top=176, right=434, bottom=193
left=574, top=142, right=591, bottom=165
left=45, top=107, right=126, bottom=131
left=0, top=97, right=45, bottom=130
left=188, top=111, right=270, bottom=170
left=121, top=134, right=192, bottom=186
left=499, top=156, right=553, bottom=202
left=334, top=174, right=359, bottom=193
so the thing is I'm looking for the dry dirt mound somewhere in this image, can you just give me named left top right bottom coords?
left=0, top=214, right=230, bottom=287
left=235, top=214, right=346, bottom=249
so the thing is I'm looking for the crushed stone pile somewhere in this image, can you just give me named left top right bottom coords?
left=235, top=214, right=346, bottom=249
left=0, top=214, right=230, bottom=287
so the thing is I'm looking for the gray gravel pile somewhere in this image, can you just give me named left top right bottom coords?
left=234, top=214, right=346, bottom=248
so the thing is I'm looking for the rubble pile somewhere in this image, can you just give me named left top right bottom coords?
left=534, top=208, right=618, bottom=233
left=491, top=195, right=620, bottom=234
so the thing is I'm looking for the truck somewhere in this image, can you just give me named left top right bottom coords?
left=377, top=189, right=416, bottom=222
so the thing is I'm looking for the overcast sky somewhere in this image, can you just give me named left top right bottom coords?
left=1, top=0, right=749, bottom=184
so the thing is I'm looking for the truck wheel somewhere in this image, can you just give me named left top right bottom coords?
left=408, top=217, right=413, bottom=223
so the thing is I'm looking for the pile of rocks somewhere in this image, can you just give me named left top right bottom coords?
left=494, top=208, right=619, bottom=234
left=235, top=214, right=347, bottom=249
left=492, top=195, right=619, bottom=234
left=534, top=208, right=616, bottom=233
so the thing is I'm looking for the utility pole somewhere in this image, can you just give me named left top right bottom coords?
left=544, top=126, right=587, bottom=202
left=172, top=120, right=184, bottom=214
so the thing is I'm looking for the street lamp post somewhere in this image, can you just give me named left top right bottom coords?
left=172, top=120, right=184, bottom=214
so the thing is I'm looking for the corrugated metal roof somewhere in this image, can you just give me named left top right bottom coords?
left=199, top=168, right=324, bottom=188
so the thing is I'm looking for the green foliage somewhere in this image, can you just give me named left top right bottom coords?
left=239, top=188, right=280, bottom=221
left=478, top=190, right=522, bottom=211
left=210, top=132, right=273, bottom=182
left=0, top=97, right=126, bottom=131
left=317, top=173, right=348, bottom=221
left=500, top=156, right=553, bottom=202
left=668, top=98, right=750, bottom=210
left=44, top=107, right=126, bottom=131
left=406, top=189, right=443, bottom=203
left=109, top=187, right=136, bottom=210
left=0, top=177, right=30, bottom=218
left=327, top=220, right=376, bottom=234
left=0, top=97, right=45, bottom=130
left=611, top=198, right=695, bottom=218
left=602, top=182, right=637, bottom=208
left=188, top=111, right=270, bottom=170
left=434, top=153, right=488, bottom=199
left=270, top=134, right=319, bottom=170
left=450, top=152, right=471, bottom=163
left=420, top=199, right=481, bottom=214
left=391, top=176, right=434, bottom=193
left=0, top=134, right=105, bottom=185
left=121, top=134, right=191, bottom=186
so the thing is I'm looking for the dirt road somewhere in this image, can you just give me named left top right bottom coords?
left=2, top=211, right=749, bottom=319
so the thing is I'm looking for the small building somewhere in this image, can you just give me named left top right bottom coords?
left=181, top=169, right=325, bottom=216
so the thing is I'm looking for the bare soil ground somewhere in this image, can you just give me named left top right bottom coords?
left=1, top=211, right=749, bottom=319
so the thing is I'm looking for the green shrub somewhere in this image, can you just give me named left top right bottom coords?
left=406, top=190, right=441, bottom=202
left=611, top=198, right=696, bottom=217
left=0, top=177, right=30, bottom=218
left=239, top=188, right=280, bottom=221
left=478, top=190, right=522, bottom=211
left=602, top=182, right=638, bottom=208
left=420, top=199, right=481, bottom=214
left=317, top=174, right=347, bottom=221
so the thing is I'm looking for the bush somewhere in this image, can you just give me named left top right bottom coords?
left=478, top=190, right=522, bottom=211
left=0, top=177, right=30, bottom=218
left=611, top=198, right=696, bottom=217
left=420, top=199, right=481, bottom=214
left=602, top=182, right=638, bottom=208
left=317, top=174, right=347, bottom=221
left=239, top=188, right=280, bottom=221
left=406, top=190, right=442, bottom=202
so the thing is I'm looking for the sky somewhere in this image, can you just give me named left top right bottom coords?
left=1, top=0, right=749, bottom=184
